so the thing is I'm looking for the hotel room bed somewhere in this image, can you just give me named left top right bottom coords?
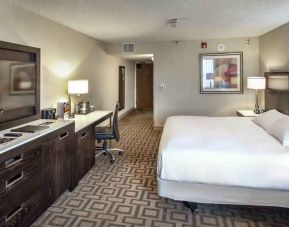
left=157, top=73, right=289, bottom=208
left=157, top=115, right=289, bottom=208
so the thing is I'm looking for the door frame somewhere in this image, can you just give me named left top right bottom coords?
left=118, top=66, right=125, bottom=111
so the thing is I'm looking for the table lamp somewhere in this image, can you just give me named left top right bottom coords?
left=247, top=77, right=266, bottom=114
left=68, top=80, right=88, bottom=117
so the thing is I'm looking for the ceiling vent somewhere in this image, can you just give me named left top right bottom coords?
left=168, top=18, right=179, bottom=28
left=122, top=43, right=135, bottom=53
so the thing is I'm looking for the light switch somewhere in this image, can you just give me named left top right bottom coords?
left=160, top=83, right=166, bottom=90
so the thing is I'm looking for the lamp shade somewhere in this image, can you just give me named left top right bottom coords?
left=247, top=77, right=266, bottom=90
left=68, top=80, right=88, bottom=94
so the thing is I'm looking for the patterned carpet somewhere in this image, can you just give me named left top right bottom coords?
left=32, top=110, right=289, bottom=227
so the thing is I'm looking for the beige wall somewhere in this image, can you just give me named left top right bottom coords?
left=260, top=22, right=289, bottom=75
left=108, top=38, right=260, bottom=126
left=0, top=2, right=135, bottom=115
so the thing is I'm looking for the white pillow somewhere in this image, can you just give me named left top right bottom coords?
left=252, top=109, right=286, bottom=131
left=267, top=117, right=289, bottom=146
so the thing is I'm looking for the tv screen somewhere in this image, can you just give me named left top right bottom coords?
left=0, top=41, right=40, bottom=129
left=0, top=60, right=37, bottom=124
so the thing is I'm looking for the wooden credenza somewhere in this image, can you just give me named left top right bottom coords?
left=0, top=110, right=113, bottom=227
left=0, top=123, right=74, bottom=227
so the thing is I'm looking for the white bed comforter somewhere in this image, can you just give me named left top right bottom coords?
left=158, top=116, right=289, bottom=190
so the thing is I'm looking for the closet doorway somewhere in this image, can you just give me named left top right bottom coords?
left=118, top=66, right=125, bottom=110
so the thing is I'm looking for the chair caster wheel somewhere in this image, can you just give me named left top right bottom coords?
left=119, top=151, right=123, bottom=155
left=111, top=160, right=115, bottom=164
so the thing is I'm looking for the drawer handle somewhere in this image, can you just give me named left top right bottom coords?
left=59, top=132, right=68, bottom=140
left=6, top=203, right=23, bottom=223
left=5, top=154, right=23, bottom=168
left=6, top=171, right=24, bottom=189
left=81, top=132, right=87, bottom=139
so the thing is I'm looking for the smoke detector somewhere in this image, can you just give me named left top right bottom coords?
left=168, top=18, right=179, bottom=28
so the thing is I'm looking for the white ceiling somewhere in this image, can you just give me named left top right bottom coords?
left=6, top=0, right=289, bottom=43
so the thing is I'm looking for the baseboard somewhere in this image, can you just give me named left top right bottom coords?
left=119, top=107, right=135, bottom=119
left=136, top=108, right=153, bottom=110
left=153, top=126, right=163, bottom=131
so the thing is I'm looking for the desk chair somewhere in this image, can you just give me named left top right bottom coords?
left=95, top=102, right=122, bottom=163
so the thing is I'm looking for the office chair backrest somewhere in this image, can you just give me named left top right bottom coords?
left=113, top=102, right=120, bottom=142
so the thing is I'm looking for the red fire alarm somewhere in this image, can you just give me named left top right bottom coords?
left=201, top=42, right=207, bottom=48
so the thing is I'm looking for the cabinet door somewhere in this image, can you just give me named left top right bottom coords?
left=56, top=130, right=73, bottom=196
left=42, top=127, right=74, bottom=208
left=76, top=126, right=95, bottom=181
left=42, top=139, right=57, bottom=208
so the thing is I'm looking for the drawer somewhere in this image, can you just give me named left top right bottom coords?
left=0, top=160, right=41, bottom=197
left=0, top=148, right=41, bottom=173
left=0, top=190, right=42, bottom=227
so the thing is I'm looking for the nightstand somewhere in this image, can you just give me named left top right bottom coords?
left=236, top=110, right=260, bottom=117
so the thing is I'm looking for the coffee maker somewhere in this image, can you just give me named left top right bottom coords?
left=75, top=101, right=90, bottom=115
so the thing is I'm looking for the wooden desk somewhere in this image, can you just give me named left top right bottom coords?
left=0, top=111, right=113, bottom=226
left=74, top=110, right=113, bottom=132
left=0, top=120, right=75, bottom=226
left=72, top=111, right=113, bottom=187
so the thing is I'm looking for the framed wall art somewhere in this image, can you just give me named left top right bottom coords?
left=200, top=52, right=243, bottom=94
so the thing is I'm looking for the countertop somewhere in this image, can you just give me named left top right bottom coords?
left=0, top=110, right=112, bottom=155
left=0, top=119, right=74, bottom=155
left=71, top=110, right=113, bottom=132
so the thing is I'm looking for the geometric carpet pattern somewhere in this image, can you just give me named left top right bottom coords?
left=32, top=110, right=289, bottom=227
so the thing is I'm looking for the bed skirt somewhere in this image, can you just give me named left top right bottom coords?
left=157, top=178, right=289, bottom=208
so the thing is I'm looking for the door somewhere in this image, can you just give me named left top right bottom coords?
left=118, top=66, right=125, bottom=110
left=136, top=63, right=153, bottom=109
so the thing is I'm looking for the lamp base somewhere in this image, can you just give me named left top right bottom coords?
left=254, top=108, right=263, bottom=114
left=254, top=89, right=263, bottom=115
left=68, top=113, right=75, bottom=119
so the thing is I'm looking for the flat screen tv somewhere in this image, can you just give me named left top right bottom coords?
left=0, top=41, right=40, bottom=130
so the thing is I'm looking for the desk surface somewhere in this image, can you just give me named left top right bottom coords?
left=72, top=111, right=113, bottom=132
left=0, top=111, right=112, bottom=154
left=0, top=119, right=73, bottom=155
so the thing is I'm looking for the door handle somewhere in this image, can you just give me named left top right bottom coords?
left=6, top=171, right=24, bottom=189
left=5, top=154, right=23, bottom=168
left=6, top=203, right=23, bottom=223
left=59, top=132, right=68, bottom=140
left=81, top=132, right=87, bottom=139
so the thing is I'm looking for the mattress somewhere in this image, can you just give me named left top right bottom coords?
left=157, top=116, right=289, bottom=190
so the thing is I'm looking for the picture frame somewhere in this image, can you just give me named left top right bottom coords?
left=200, top=52, right=243, bottom=94
left=10, top=63, right=36, bottom=95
